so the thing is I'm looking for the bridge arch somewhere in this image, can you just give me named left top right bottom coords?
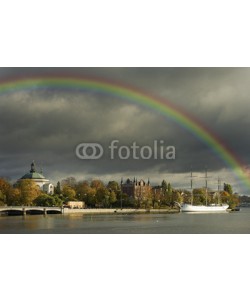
left=0, top=206, right=62, bottom=216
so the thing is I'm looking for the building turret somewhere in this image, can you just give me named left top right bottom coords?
left=30, top=161, right=36, bottom=173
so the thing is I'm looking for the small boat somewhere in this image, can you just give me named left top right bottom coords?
left=231, top=206, right=240, bottom=212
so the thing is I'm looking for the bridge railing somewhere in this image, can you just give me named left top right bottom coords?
left=0, top=206, right=63, bottom=215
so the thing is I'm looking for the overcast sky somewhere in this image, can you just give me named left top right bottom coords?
left=0, top=68, right=250, bottom=194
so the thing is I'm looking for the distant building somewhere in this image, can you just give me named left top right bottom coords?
left=121, top=178, right=151, bottom=201
left=66, top=201, right=85, bottom=209
left=18, top=161, right=54, bottom=195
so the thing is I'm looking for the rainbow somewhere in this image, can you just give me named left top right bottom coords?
left=0, top=75, right=249, bottom=190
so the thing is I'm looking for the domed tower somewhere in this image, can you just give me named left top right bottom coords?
left=19, top=161, right=54, bottom=195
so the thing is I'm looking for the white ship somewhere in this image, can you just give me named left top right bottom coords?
left=180, top=203, right=229, bottom=212
left=178, top=171, right=229, bottom=213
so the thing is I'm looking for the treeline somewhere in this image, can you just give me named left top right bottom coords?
left=0, top=177, right=240, bottom=209
left=59, top=178, right=179, bottom=209
left=58, top=177, right=120, bottom=208
left=0, top=178, right=63, bottom=207
left=0, top=177, right=123, bottom=208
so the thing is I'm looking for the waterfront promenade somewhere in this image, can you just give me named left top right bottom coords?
left=0, top=206, right=179, bottom=215
left=63, top=208, right=179, bottom=214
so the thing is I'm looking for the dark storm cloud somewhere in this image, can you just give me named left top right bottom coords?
left=0, top=68, right=249, bottom=194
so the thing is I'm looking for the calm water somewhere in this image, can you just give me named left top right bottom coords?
left=1, top=208, right=250, bottom=234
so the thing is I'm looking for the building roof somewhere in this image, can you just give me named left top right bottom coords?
left=20, top=161, right=46, bottom=180
left=21, top=172, right=46, bottom=180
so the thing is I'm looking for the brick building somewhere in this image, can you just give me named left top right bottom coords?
left=121, top=178, right=151, bottom=201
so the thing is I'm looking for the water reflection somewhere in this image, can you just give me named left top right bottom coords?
left=0, top=208, right=250, bottom=234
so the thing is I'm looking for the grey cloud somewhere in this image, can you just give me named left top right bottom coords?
left=0, top=68, right=249, bottom=194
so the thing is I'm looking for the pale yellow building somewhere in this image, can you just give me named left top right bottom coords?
left=66, top=201, right=85, bottom=209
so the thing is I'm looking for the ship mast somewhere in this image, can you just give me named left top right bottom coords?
left=205, top=169, right=208, bottom=206
left=201, top=169, right=211, bottom=206
left=217, top=176, right=221, bottom=205
left=190, top=171, right=197, bottom=205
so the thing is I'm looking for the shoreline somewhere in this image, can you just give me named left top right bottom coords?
left=63, top=208, right=180, bottom=215
left=0, top=206, right=180, bottom=217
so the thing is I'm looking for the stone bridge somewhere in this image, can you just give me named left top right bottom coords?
left=0, top=206, right=63, bottom=215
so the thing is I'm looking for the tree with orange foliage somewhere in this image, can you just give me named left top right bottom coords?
left=17, top=179, right=41, bottom=206
left=0, top=178, right=11, bottom=205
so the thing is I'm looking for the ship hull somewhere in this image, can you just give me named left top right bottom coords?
left=181, top=204, right=229, bottom=212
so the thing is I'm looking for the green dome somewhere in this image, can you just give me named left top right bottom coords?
left=20, top=161, right=46, bottom=180
left=21, top=172, right=46, bottom=180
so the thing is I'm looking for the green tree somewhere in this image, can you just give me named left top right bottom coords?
left=62, top=185, right=76, bottom=201
left=161, top=180, right=168, bottom=192
left=160, top=180, right=170, bottom=206
left=167, top=183, right=173, bottom=206
left=193, top=188, right=207, bottom=205
left=96, top=187, right=110, bottom=208
left=224, top=183, right=233, bottom=195
left=54, top=181, right=61, bottom=194
left=76, top=181, right=90, bottom=200
left=85, top=187, right=97, bottom=207
left=109, top=191, right=117, bottom=207
left=34, top=194, right=63, bottom=207
left=107, top=181, right=120, bottom=192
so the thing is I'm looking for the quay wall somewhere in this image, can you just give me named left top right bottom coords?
left=62, top=208, right=179, bottom=214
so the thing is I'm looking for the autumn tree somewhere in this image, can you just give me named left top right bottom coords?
left=134, top=185, right=152, bottom=209
left=152, top=188, right=162, bottom=208
left=228, top=194, right=240, bottom=209
left=181, top=190, right=192, bottom=204
left=6, top=187, right=21, bottom=206
left=0, top=191, right=5, bottom=206
left=91, top=179, right=104, bottom=190
left=76, top=181, right=90, bottom=200
left=18, top=179, right=41, bottom=206
left=84, top=187, right=97, bottom=207
left=0, top=178, right=11, bottom=205
left=221, top=186, right=239, bottom=209
left=172, top=190, right=183, bottom=207
left=62, top=185, right=76, bottom=201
